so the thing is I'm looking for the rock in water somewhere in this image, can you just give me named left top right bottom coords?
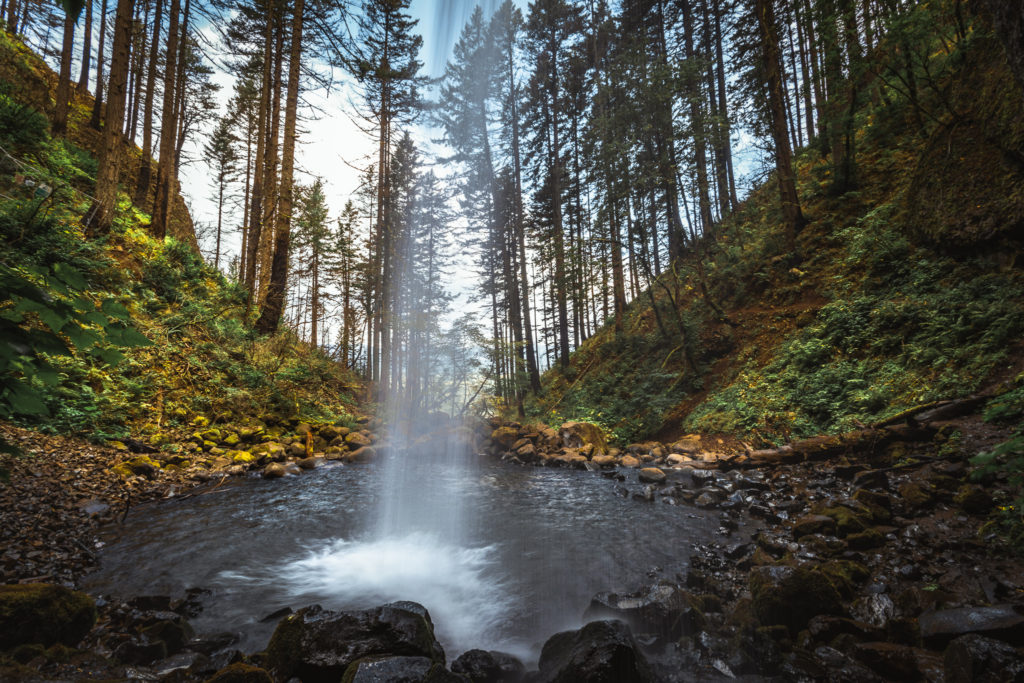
left=583, top=584, right=703, bottom=641
left=266, top=603, right=445, bottom=682
left=537, top=620, right=654, bottom=683
left=451, top=649, right=525, bottom=682
left=342, top=655, right=463, bottom=682
left=943, top=633, right=1024, bottom=683
left=205, top=662, right=274, bottom=683
left=638, top=468, right=666, bottom=484
left=919, top=604, right=1024, bottom=646
left=0, top=583, right=96, bottom=649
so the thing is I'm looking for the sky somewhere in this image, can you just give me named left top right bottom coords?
left=180, top=0, right=523, bottom=279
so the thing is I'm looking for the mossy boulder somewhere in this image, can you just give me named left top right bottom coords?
left=792, top=514, right=838, bottom=538
left=749, top=565, right=844, bottom=634
left=230, top=451, right=256, bottom=465
left=819, top=560, right=871, bottom=599
left=954, top=484, right=993, bottom=514
left=898, top=482, right=935, bottom=509
left=113, top=455, right=161, bottom=479
left=490, top=427, right=520, bottom=450
left=204, top=662, right=274, bottom=683
left=221, top=432, right=241, bottom=447
left=192, top=416, right=211, bottom=427
left=266, top=603, right=444, bottom=682
left=559, top=421, right=609, bottom=455
left=852, top=489, right=893, bottom=523
left=847, top=528, right=886, bottom=550
left=820, top=506, right=869, bottom=536
left=0, top=584, right=96, bottom=649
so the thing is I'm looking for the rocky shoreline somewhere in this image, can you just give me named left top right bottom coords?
left=2, top=408, right=1023, bottom=681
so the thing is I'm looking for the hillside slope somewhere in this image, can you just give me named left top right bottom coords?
left=530, top=12, right=1024, bottom=449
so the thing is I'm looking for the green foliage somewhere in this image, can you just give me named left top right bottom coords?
left=0, top=92, right=48, bottom=155
left=970, top=385, right=1024, bottom=544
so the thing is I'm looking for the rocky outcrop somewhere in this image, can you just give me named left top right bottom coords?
left=0, top=584, right=96, bottom=649
left=536, top=620, right=654, bottom=683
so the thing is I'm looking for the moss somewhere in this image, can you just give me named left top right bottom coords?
left=954, top=484, right=993, bottom=514
left=0, top=584, right=96, bottom=649
left=204, top=662, right=274, bottom=683
left=230, top=451, right=256, bottom=464
left=846, top=528, right=885, bottom=550
left=819, top=506, right=869, bottom=537
left=819, top=560, right=871, bottom=599
left=749, top=565, right=843, bottom=634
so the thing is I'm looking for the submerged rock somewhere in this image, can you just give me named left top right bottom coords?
left=537, top=620, right=654, bottom=683
left=265, top=602, right=445, bottom=682
left=638, top=468, right=666, bottom=484
left=583, top=584, right=703, bottom=641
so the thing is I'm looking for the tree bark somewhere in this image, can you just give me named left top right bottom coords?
left=78, top=0, right=93, bottom=91
left=53, top=11, right=75, bottom=135
left=756, top=0, right=806, bottom=251
left=89, top=0, right=108, bottom=129
left=134, top=0, right=162, bottom=205
left=256, top=0, right=304, bottom=334
left=150, top=0, right=180, bottom=240
left=83, top=0, right=135, bottom=234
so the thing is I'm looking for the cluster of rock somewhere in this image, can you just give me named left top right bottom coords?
left=483, top=419, right=725, bottom=472
left=108, top=416, right=381, bottom=484
left=0, top=584, right=659, bottom=682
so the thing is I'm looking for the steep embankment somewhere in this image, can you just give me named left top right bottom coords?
left=530, top=21, right=1024, bottom=450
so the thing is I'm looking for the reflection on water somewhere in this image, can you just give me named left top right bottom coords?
left=84, top=457, right=721, bottom=661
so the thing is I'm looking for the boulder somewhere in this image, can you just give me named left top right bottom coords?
left=852, top=642, right=944, bottom=681
left=670, top=436, right=702, bottom=454
left=263, top=463, right=287, bottom=479
left=346, top=446, right=377, bottom=464
left=954, top=485, right=993, bottom=514
left=204, top=662, right=274, bottom=683
left=583, top=584, right=703, bottom=640
left=288, top=442, right=308, bottom=458
left=943, top=634, right=1024, bottom=683
left=537, top=620, right=654, bottom=683
left=591, top=455, right=617, bottom=467
left=266, top=603, right=445, bottom=682
left=451, top=649, right=525, bottom=682
left=559, top=422, right=608, bottom=455
left=619, top=455, right=640, bottom=468
left=919, top=605, right=1024, bottom=646
left=0, top=584, right=96, bottom=649
left=296, top=456, right=323, bottom=470
left=792, top=514, right=837, bottom=538
left=490, top=427, right=520, bottom=450
left=749, top=565, right=844, bottom=634
left=638, top=468, right=666, bottom=484
left=341, top=655, right=461, bottom=682
left=515, top=443, right=537, bottom=460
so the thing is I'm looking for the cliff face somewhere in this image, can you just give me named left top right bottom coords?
left=527, top=18, right=1024, bottom=448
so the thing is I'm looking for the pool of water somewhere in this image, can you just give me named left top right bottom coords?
left=83, top=456, right=723, bottom=663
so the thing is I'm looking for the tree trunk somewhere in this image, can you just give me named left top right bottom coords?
left=756, top=0, right=806, bottom=251
left=150, top=0, right=180, bottom=240
left=134, top=0, right=162, bottom=205
left=90, top=0, right=108, bottom=129
left=681, top=0, right=713, bottom=235
left=83, top=0, right=135, bottom=234
left=53, top=11, right=75, bottom=135
left=78, top=0, right=93, bottom=91
left=977, top=0, right=1024, bottom=95
left=256, top=0, right=303, bottom=334
left=244, top=7, right=273, bottom=311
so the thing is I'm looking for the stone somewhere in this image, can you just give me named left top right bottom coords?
left=638, top=468, right=666, bottom=484
left=451, top=649, right=525, bottom=682
left=846, top=528, right=885, bottom=550
left=943, top=634, right=1024, bottom=683
left=852, top=642, right=944, bottom=682
left=141, top=613, right=195, bottom=654
left=749, top=565, right=844, bottom=634
left=347, top=432, right=374, bottom=448
left=341, top=655, right=460, bottom=682
left=515, top=443, right=536, bottom=460
left=296, top=456, right=322, bottom=470
left=898, top=482, right=935, bottom=509
left=537, top=620, right=654, bottom=683
left=666, top=453, right=689, bottom=466
left=620, top=455, right=640, bottom=468
left=792, top=514, right=837, bottom=538
left=347, top=446, right=377, bottom=463
left=954, top=485, right=993, bottom=514
left=919, top=605, right=1024, bottom=646
left=266, top=603, right=445, bottom=682
left=263, top=463, right=287, bottom=479
left=221, top=432, right=241, bottom=447
left=288, top=442, right=308, bottom=458
left=231, top=451, right=256, bottom=464
left=0, top=584, right=96, bottom=649
left=583, top=584, right=704, bottom=640
left=670, top=436, right=702, bottom=454
left=490, top=427, right=520, bottom=450
left=204, top=662, right=274, bottom=683
left=591, top=455, right=617, bottom=467
left=559, top=422, right=608, bottom=454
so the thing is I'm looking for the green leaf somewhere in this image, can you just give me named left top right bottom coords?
left=51, top=263, right=87, bottom=290
left=95, top=347, right=126, bottom=366
left=4, top=382, right=49, bottom=416
left=101, top=298, right=131, bottom=320
left=62, top=323, right=100, bottom=351
left=108, top=325, right=153, bottom=348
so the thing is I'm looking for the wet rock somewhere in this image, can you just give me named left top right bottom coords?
left=807, top=615, right=885, bottom=643
left=591, top=454, right=616, bottom=467
left=749, top=565, right=843, bottom=634
left=341, top=655, right=461, bottom=682
left=670, top=436, right=702, bottom=454
left=919, top=604, right=1024, bottom=646
left=584, top=584, right=704, bottom=640
left=619, top=455, right=641, bottom=468
left=638, top=468, right=666, bottom=484
left=820, top=505, right=869, bottom=536
left=346, top=446, right=377, bottom=464
left=792, top=514, right=837, bottom=538
left=205, top=662, right=275, bottom=683
left=451, top=649, right=525, bottom=682
left=954, top=485, right=993, bottom=514
left=296, top=456, right=323, bottom=470
left=515, top=443, right=536, bottom=460
left=851, top=594, right=896, bottom=629
left=263, top=462, right=287, bottom=479
left=114, top=637, right=167, bottom=664
left=852, top=469, right=889, bottom=489
left=559, top=422, right=608, bottom=454
left=898, top=482, right=935, bottom=509
left=852, top=642, right=944, bottom=681
left=346, top=432, right=374, bottom=448
left=266, top=603, right=445, bottom=682
left=0, top=584, right=96, bottom=649
left=853, top=489, right=893, bottom=523
left=810, top=646, right=886, bottom=682
left=847, top=528, right=885, bottom=550
left=943, top=633, right=1024, bottom=683
left=537, top=620, right=654, bottom=683
left=818, top=559, right=870, bottom=599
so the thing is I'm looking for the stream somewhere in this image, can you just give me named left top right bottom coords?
left=83, top=456, right=725, bottom=663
